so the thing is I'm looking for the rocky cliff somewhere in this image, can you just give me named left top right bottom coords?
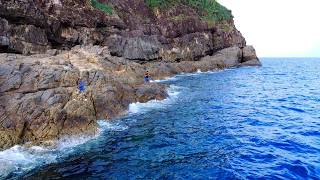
left=0, top=0, right=261, bottom=150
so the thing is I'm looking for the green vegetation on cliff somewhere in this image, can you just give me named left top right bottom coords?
left=187, top=0, right=233, bottom=21
left=145, top=0, right=232, bottom=22
left=91, top=0, right=113, bottom=15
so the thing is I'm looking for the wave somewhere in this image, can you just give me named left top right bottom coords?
left=0, top=145, right=56, bottom=179
left=0, top=120, right=129, bottom=179
left=128, top=85, right=182, bottom=114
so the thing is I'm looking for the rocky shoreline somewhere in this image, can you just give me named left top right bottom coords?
left=0, top=0, right=261, bottom=150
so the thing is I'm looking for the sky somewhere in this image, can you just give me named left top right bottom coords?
left=218, top=0, right=320, bottom=57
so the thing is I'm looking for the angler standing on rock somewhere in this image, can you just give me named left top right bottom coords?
left=144, top=71, right=151, bottom=83
left=77, top=79, right=88, bottom=101
left=78, top=80, right=86, bottom=93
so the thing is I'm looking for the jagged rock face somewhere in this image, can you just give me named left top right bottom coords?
left=160, top=32, right=214, bottom=61
left=0, top=0, right=246, bottom=60
left=10, top=25, right=49, bottom=54
left=0, top=0, right=125, bottom=53
left=102, top=0, right=155, bottom=31
left=212, top=20, right=246, bottom=50
left=106, top=34, right=163, bottom=60
left=101, top=1, right=246, bottom=61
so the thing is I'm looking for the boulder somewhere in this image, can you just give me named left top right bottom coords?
left=135, top=83, right=168, bottom=103
left=242, top=45, right=259, bottom=62
left=240, top=45, right=261, bottom=66
left=200, top=46, right=242, bottom=68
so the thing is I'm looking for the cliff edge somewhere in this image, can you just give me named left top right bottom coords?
left=0, top=0, right=261, bottom=150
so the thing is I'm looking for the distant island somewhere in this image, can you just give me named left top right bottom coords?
left=0, top=0, right=260, bottom=150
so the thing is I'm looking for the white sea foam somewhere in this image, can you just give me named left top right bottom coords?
left=151, top=76, right=179, bottom=83
left=0, top=145, right=57, bottom=179
left=97, top=120, right=128, bottom=131
left=0, top=134, right=100, bottom=178
left=0, top=120, right=128, bottom=179
left=55, top=133, right=99, bottom=150
left=129, top=85, right=182, bottom=114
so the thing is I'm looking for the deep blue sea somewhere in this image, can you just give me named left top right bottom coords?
left=1, top=58, right=320, bottom=179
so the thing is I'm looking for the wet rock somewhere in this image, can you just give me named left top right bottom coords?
left=91, top=84, right=130, bottom=120
left=136, top=83, right=168, bottom=103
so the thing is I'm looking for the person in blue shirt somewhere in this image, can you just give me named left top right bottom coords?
left=78, top=80, right=86, bottom=93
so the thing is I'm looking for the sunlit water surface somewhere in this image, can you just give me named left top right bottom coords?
left=1, top=58, right=320, bottom=179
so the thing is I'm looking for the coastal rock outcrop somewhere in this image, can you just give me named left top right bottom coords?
left=240, top=45, right=261, bottom=66
left=0, top=0, right=261, bottom=150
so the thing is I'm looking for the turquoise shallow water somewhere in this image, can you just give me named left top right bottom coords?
left=2, top=58, right=320, bottom=179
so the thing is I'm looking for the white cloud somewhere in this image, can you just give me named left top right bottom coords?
left=218, top=0, right=320, bottom=57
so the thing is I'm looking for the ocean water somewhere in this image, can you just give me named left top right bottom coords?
left=1, top=58, right=320, bottom=179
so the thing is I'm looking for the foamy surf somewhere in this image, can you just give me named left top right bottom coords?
left=0, top=120, right=128, bottom=179
left=129, top=85, right=182, bottom=114
left=151, top=76, right=179, bottom=83
left=97, top=120, right=128, bottom=131
left=0, top=145, right=57, bottom=179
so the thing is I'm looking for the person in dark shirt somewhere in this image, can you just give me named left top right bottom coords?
left=144, top=71, right=150, bottom=83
